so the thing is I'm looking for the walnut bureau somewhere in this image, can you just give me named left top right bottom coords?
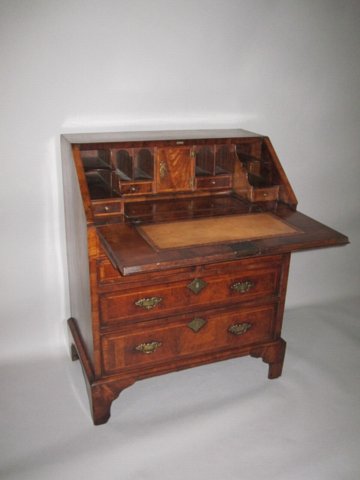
left=61, top=129, right=348, bottom=425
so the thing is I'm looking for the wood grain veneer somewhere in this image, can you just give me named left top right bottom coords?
left=62, top=129, right=348, bottom=425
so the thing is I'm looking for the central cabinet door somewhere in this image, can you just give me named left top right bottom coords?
left=156, top=147, right=194, bottom=192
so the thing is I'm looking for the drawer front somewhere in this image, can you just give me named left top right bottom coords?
left=120, top=182, right=153, bottom=195
left=97, top=257, right=192, bottom=285
left=196, top=176, right=231, bottom=190
left=97, top=254, right=284, bottom=285
left=101, top=304, right=276, bottom=374
left=100, top=266, right=281, bottom=325
left=93, top=200, right=122, bottom=215
left=251, top=186, right=279, bottom=202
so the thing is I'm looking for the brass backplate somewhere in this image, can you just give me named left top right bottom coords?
left=228, top=322, right=252, bottom=336
left=230, top=280, right=254, bottom=293
left=134, top=296, right=162, bottom=310
left=135, top=341, right=162, bottom=354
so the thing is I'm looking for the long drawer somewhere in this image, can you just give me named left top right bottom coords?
left=100, top=264, right=281, bottom=326
left=97, top=253, right=284, bottom=285
left=101, top=304, right=276, bottom=374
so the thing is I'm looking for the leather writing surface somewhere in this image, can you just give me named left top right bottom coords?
left=97, top=207, right=348, bottom=275
left=137, top=213, right=300, bottom=250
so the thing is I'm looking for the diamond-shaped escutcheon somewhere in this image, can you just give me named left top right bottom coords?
left=187, top=278, right=207, bottom=294
left=187, top=317, right=207, bottom=333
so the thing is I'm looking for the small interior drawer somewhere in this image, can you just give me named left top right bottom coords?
left=93, top=200, right=122, bottom=215
left=251, top=186, right=279, bottom=202
left=196, top=175, right=231, bottom=190
left=120, top=182, right=153, bottom=195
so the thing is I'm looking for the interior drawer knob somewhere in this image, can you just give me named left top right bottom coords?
left=134, top=296, right=162, bottom=310
left=135, top=341, right=162, bottom=354
left=228, top=322, right=252, bottom=336
left=230, top=280, right=254, bottom=293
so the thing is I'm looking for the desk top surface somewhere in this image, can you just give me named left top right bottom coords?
left=63, top=128, right=263, bottom=144
left=97, top=196, right=348, bottom=275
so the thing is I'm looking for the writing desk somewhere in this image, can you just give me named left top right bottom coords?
left=62, top=129, right=348, bottom=424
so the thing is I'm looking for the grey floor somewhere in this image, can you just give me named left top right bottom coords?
left=1, top=297, right=359, bottom=480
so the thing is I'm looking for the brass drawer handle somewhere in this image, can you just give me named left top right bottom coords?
left=230, top=280, right=254, bottom=293
left=134, top=296, right=162, bottom=310
left=228, top=322, right=252, bottom=336
left=159, top=160, right=168, bottom=179
left=135, top=341, right=162, bottom=354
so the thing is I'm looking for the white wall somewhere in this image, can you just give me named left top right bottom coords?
left=1, top=0, right=359, bottom=360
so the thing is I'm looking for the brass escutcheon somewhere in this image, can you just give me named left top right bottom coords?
left=228, top=322, right=252, bottom=336
left=134, top=296, right=162, bottom=310
left=187, top=278, right=207, bottom=295
left=135, top=341, right=162, bottom=354
left=230, top=280, right=254, bottom=293
left=187, top=317, right=207, bottom=333
left=159, top=160, right=168, bottom=179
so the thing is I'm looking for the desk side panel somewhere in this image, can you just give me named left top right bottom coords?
left=61, top=136, right=94, bottom=364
